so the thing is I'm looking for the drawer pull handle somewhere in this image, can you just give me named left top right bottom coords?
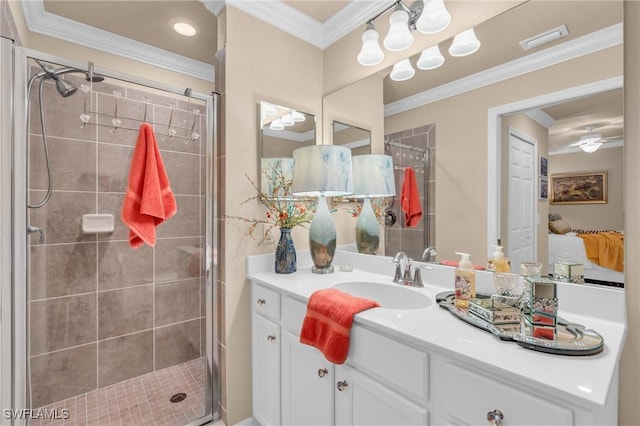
left=267, top=334, right=276, bottom=342
left=486, top=409, right=504, bottom=426
left=337, top=380, right=348, bottom=391
left=257, top=298, right=266, bottom=306
left=317, top=368, right=328, bottom=378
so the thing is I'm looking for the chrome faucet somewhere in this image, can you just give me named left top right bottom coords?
left=391, top=251, right=424, bottom=287
left=421, top=246, right=438, bottom=263
left=27, top=225, right=44, bottom=244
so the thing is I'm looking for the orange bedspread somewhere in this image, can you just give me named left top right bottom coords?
left=577, top=232, right=624, bottom=272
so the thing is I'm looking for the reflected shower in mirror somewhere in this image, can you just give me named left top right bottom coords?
left=332, top=121, right=371, bottom=155
left=259, top=101, right=315, bottom=197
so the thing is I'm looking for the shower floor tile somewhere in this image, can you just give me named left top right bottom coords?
left=30, top=357, right=208, bottom=426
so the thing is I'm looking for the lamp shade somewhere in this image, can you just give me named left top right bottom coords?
left=580, top=142, right=602, bottom=153
left=390, top=58, right=415, bottom=81
left=416, top=0, right=451, bottom=34
left=416, top=44, right=445, bottom=70
left=357, top=23, right=384, bottom=66
left=449, top=28, right=481, bottom=57
left=383, top=7, right=414, bottom=52
left=352, top=155, right=396, bottom=197
left=261, top=157, right=294, bottom=196
left=292, top=145, right=353, bottom=196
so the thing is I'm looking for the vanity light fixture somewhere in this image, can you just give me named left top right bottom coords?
left=170, top=18, right=198, bottom=37
left=291, top=111, right=306, bottom=123
left=390, top=58, right=415, bottom=81
left=449, top=28, right=481, bottom=57
left=262, top=103, right=278, bottom=116
left=357, top=0, right=451, bottom=66
left=416, top=44, right=445, bottom=70
left=269, top=118, right=284, bottom=131
left=281, top=113, right=295, bottom=127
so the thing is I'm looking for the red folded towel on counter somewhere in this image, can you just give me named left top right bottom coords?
left=121, top=123, right=177, bottom=248
left=300, top=288, right=380, bottom=364
left=401, top=167, right=422, bottom=228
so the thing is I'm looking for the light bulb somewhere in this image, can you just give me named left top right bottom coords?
left=357, top=23, right=384, bottom=66
left=416, top=44, right=445, bottom=70
left=449, top=28, right=481, bottom=57
left=390, top=59, right=415, bottom=82
left=416, top=0, right=451, bottom=34
left=383, top=7, right=413, bottom=52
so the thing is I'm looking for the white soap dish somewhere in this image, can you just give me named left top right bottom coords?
left=82, top=214, right=114, bottom=234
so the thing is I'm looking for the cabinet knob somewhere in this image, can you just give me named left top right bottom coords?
left=336, top=380, right=348, bottom=391
left=317, top=368, right=328, bottom=378
left=267, top=334, right=276, bottom=342
left=486, top=409, right=504, bottom=426
left=257, top=298, right=266, bottom=306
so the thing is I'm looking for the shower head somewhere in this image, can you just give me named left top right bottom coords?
left=85, top=73, right=105, bottom=83
left=34, top=59, right=78, bottom=98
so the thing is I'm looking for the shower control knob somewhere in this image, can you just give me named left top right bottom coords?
left=257, top=298, right=266, bottom=306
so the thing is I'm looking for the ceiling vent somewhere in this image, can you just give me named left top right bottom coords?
left=519, top=25, right=569, bottom=51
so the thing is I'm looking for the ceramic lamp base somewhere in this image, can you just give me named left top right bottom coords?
left=355, top=197, right=380, bottom=255
left=309, top=195, right=336, bottom=274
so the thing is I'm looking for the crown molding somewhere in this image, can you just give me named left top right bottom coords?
left=21, top=1, right=215, bottom=82
left=322, top=1, right=393, bottom=48
left=549, top=139, right=623, bottom=156
left=262, top=127, right=315, bottom=143
left=385, top=23, right=623, bottom=117
left=523, top=108, right=556, bottom=129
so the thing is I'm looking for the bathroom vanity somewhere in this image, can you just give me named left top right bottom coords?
left=247, top=250, right=626, bottom=426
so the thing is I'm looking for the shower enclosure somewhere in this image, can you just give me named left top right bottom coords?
left=0, top=39, right=220, bottom=425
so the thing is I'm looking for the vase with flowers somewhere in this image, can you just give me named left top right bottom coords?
left=227, top=162, right=316, bottom=273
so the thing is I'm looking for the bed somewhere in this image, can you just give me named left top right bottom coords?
left=548, top=232, right=624, bottom=287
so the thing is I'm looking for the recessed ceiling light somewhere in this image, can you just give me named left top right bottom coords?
left=170, top=18, right=198, bottom=37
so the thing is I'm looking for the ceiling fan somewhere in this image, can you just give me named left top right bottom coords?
left=570, top=126, right=622, bottom=153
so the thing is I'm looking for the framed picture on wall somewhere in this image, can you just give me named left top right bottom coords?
left=550, top=171, right=607, bottom=204
left=539, top=177, right=548, bottom=200
left=539, top=156, right=548, bottom=177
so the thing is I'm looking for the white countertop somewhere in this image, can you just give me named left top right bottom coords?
left=247, top=249, right=627, bottom=409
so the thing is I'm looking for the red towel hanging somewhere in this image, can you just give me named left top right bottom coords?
left=401, top=167, right=422, bottom=228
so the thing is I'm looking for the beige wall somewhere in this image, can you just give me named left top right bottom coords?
left=548, top=147, right=624, bottom=231
left=501, top=114, right=549, bottom=274
left=322, top=1, right=526, bottom=94
left=385, top=45, right=622, bottom=265
left=621, top=2, right=640, bottom=424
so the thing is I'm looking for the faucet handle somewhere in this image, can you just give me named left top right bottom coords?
left=393, top=262, right=403, bottom=283
left=403, top=259, right=412, bottom=283
left=412, top=268, right=424, bottom=287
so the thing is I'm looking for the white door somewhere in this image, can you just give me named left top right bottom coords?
left=507, top=128, right=536, bottom=273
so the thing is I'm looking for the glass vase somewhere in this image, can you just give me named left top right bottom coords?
left=275, top=227, right=297, bottom=274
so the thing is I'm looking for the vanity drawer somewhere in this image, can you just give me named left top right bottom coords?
left=348, top=326, right=429, bottom=404
left=253, top=283, right=280, bottom=321
left=282, top=295, right=308, bottom=336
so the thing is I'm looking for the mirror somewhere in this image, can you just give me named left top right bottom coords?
left=259, top=101, right=315, bottom=195
left=332, top=121, right=371, bottom=155
left=323, top=0, right=624, bottom=284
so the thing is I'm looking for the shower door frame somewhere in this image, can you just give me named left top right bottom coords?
left=0, top=42, right=220, bottom=426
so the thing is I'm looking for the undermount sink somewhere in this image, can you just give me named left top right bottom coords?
left=332, top=281, right=433, bottom=310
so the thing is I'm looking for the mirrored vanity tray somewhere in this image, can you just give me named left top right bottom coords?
left=436, top=292, right=604, bottom=356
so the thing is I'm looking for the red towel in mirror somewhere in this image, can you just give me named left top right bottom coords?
left=300, top=289, right=380, bottom=364
left=121, top=123, right=177, bottom=248
left=401, top=167, right=422, bottom=228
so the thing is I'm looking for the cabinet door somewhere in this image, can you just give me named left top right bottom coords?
left=335, top=364, right=428, bottom=426
left=282, top=331, right=334, bottom=425
left=253, top=315, right=281, bottom=426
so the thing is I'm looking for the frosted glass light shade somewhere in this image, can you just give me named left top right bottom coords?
left=291, top=111, right=306, bottom=122
left=357, top=23, right=384, bottom=66
left=352, top=155, right=395, bottom=197
left=416, top=0, right=451, bottom=34
left=416, top=45, right=445, bottom=70
left=262, top=102, right=277, bottom=116
left=449, top=28, right=481, bottom=57
left=261, top=157, right=294, bottom=196
left=390, top=58, right=415, bottom=81
left=580, top=142, right=602, bottom=153
left=269, top=118, right=284, bottom=130
left=281, top=113, right=295, bottom=127
left=292, top=145, right=353, bottom=197
left=383, top=8, right=414, bottom=52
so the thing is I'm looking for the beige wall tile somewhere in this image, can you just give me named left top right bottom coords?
left=98, top=331, right=153, bottom=388
left=155, top=279, right=200, bottom=326
left=29, top=191, right=97, bottom=244
left=155, top=237, right=203, bottom=282
left=98, top=285, right=153, bottom=339
left=155, top=319, right=200, bottom=369
left=29, top=136, right=96, bottom=192
left=97, top=241, right=153, bottom=290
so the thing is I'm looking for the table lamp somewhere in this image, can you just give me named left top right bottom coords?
left=292, top=145, right=353, bottom=274
left=352, top=154, right=396, bottom=254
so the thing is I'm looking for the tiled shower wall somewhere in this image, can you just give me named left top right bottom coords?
left=384, top=124, right=436, bottom=260
left=27, top=70, right=208, bottom=408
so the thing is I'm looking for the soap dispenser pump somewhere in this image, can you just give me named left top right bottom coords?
left=487, top=244, right=511, bottom=273
left=454, top=252, right=476, bottom=309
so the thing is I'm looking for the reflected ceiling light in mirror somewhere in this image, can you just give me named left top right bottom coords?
left=292, top=111, right=306, bottom=122
left=262, top=103, right=277, bottom=116
left=449, top=28, right=481, bottom=57
left=383, top=4, right=414, bottom=52
left=281, top=113, right=295, bottom=127
left=416, top=44, right=445, bottom=70
left=357, top=23, right=385, bottom=66
left=390, top=58, right=415, bottom=81
left=579, top=142, right=602, bottom=153
left=269, top=118, right=284, bottom=131
left=415, top=0, right=451, bottom=34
